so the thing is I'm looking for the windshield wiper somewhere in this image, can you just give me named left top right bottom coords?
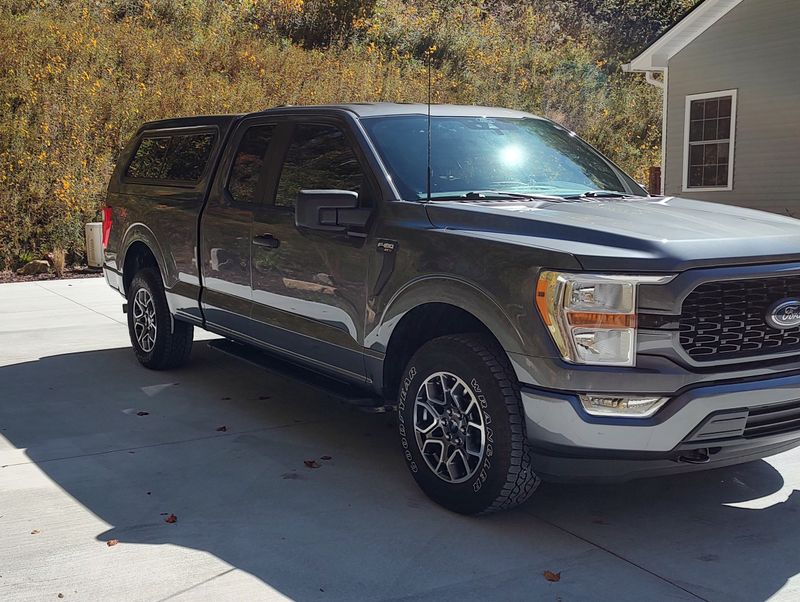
left=562, top=190, right=636, bottom=199
left=430, top=190, right=565, bottom=202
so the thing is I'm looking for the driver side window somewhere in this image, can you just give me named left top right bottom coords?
left=275, top=124, right=364, bottom=208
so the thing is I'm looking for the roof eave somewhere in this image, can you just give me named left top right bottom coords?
left=624, top=0, right=743, bottom=73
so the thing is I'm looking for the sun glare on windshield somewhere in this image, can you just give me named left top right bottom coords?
left=499, top=145, right=525, bottom=167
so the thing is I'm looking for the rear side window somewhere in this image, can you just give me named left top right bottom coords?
left=228, top=125, right=276, bottom=204
left=275, top=124, right=364, bottom=208
left=163, top=133, right=215, bottom=181
left=126, top=137, right=170, bottom=180
left=125, top=132, right=215, bottom=183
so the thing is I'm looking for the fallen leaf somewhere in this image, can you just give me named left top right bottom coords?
left=31, top=529, right=40, bottom=535
left=160, top=512, right=168, bottom=516
left=221, top=397, right=231, bottom=401
left=106, top=539, right=119, bottom=547
left=321, top=455, right=332, bottom=461
left=304, top=459, right=320, bottom=469
left=543, top=570, right=561, bottom=582
left=136, top=411, right=149, bottom=416
left=216, top=425, right=228, bottom=432
left=164, top=514, right=177, bottom=524
left=58, top=594, right=64, bottom=599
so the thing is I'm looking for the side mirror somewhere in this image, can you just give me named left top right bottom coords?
left=295, top=189, right=371, bottom=233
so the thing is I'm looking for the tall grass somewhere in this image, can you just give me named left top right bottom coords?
left=0, top=0, right=666, bottom=268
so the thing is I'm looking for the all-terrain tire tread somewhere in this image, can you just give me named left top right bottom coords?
left=447, top=334, right=541, bottom=514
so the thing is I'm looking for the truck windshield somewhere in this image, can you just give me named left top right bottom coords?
left=361, top=115, right=644, bottom=200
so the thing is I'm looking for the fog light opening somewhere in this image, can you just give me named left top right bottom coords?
left=579, top=394, right=669, bottom=418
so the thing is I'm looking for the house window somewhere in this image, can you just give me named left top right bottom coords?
left=683, top=90, right=737, bottom=191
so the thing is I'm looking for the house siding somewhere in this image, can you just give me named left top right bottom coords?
left=664, top=0, right=800, bottom=215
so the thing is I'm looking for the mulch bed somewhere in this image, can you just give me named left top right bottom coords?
left=0, top=267, right=103, bottom=284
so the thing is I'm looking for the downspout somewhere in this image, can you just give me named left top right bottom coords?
left=658, top=68, right=668, bottom=195
left=626, top=66, right=667, bottom=195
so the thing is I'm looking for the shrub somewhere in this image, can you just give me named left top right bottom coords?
left=50, top=248, right=66, bottom=277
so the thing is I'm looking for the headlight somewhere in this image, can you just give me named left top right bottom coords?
left=535, top=271, right=674, bottom=366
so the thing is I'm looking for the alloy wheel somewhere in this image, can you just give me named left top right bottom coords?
left=413, top=371, right=487, bottom=483
left=132, top=288, right=157, bottom=353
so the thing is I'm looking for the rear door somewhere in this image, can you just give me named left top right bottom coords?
left=250, top=118, right=376, bottom=381
left=200, top=118, right=278, bottom=334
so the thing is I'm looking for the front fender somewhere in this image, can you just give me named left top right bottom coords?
left=366, top=275, right=530, bottom=356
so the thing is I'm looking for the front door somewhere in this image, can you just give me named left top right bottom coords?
left=200, top=120, right=277, bottom=334
left=250, top=120, right=374, bottom=381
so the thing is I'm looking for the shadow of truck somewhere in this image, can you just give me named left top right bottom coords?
left=1, top=344, right=799, bottom=601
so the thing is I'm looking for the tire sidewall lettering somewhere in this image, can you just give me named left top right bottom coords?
left=398, top=366, right=417, bottom=472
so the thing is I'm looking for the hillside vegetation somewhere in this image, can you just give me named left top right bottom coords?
left=0, top=0, right=694, bottom=269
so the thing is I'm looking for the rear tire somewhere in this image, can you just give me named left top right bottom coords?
left=127, top=268, right=193, bottom=370
left=397, top=334, right=540, bottom=514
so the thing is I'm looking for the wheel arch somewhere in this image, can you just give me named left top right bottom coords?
left=374, top=277, right=527, bottom=399
left=119, top=224, right=169, bottom=296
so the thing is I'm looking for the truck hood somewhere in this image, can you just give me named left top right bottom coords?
left=424, top=196, right=800, bottom=271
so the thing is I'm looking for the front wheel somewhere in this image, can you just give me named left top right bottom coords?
left=127, top=268, right=193, bottom=370
left=397, top=334, right=540, bottom=514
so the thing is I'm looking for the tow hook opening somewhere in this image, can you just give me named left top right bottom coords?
left=677, top=448, right=712, bottom=464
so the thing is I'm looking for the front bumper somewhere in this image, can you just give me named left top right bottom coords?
left=521, top=371, right=800, bottom=481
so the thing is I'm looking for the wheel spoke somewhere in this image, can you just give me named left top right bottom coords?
left=421, top=439, right=446, bottom=472
left=415, top=401, right=440, bottom=434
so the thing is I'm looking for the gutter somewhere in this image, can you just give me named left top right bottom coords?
left=622, top=63, right=665, bottom=89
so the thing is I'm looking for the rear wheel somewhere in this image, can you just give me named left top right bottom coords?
left=397, top=334, right=540, bottom=514
left=127, top=268, right=193, bottom=370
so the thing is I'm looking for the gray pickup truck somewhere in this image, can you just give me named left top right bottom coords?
left=103, top=103, right=800, bottom=514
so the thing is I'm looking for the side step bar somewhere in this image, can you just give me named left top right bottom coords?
left=208, top=338, right=396, bottom=414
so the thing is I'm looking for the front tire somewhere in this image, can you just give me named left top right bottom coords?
left=127, top=268, right=193, bottom=370
left=397, top=334, right=540, bottom=514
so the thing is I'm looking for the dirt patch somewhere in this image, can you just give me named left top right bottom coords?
left=0, top=267, right=102, bottom=284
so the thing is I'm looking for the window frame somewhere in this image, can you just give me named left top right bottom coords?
left=123, top=126, right=218, bottom=188
left=682, top=89, right=737, bottom=193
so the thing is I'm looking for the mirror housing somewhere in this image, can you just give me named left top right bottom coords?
left=295, top=190, right=371, bottom=232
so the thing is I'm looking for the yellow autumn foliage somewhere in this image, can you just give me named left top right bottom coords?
left=0, top=0, right=665, bottom=268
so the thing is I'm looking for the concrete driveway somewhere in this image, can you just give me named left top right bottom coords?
left=1, top=278, right=800, bottom=601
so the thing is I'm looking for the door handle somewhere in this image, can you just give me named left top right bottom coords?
left=253, top=233, right=280, bottom=249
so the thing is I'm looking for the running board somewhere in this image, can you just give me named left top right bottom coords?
left=207, top=339, right=396, bottom=414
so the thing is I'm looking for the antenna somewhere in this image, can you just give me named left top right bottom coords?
left=426, top=44, right=432, bottom=203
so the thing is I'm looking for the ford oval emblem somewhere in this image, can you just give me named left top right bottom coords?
left=766, top=299, right=800, bottom=330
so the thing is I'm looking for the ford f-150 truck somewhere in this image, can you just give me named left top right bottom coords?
left=103, top=103, right=800, bottom=514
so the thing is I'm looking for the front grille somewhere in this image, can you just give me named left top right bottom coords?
left=744, top=399, right=800, bottom=439
left=679, top=276, right=800, bottom=361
